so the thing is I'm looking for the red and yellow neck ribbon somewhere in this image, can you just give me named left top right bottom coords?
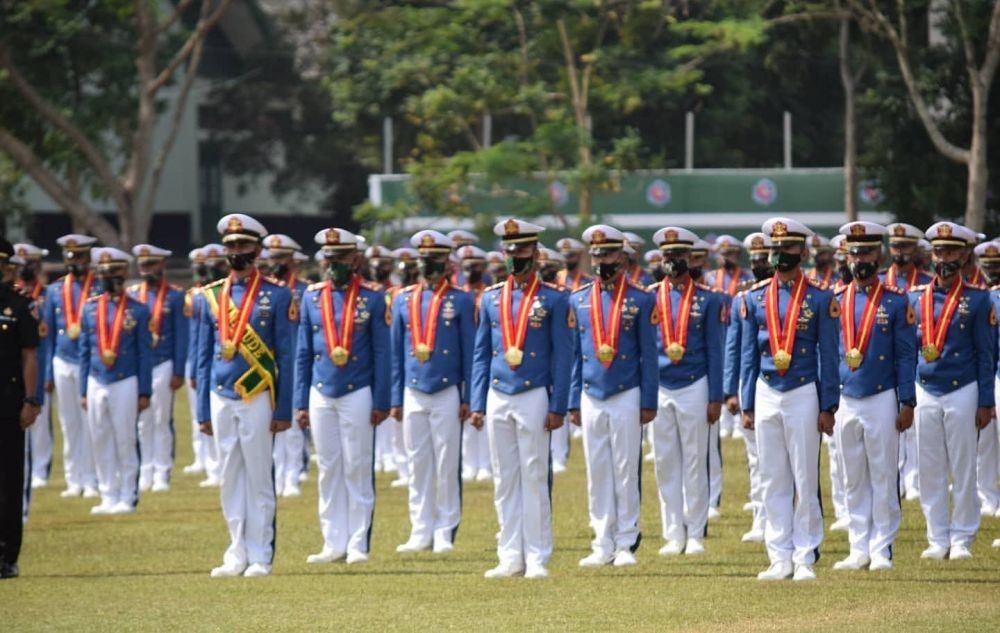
left=218, top=270, right=263, bottom=362
left=885, top=263, right=919, bottom=290
left=657, top=279, right=695, bottom=364
left=96, top=292, right=127, bottom=368
left=320, top=275, right=361, bottom=367
left=841, top=280, right=884, bottom=371
left=62, top=271, right=93, bottom=340
left=138, top=279, right=169, bottom=348
left=499, top=273, right=540, bottom=368
left=557, top=269, right=586, bottom=292
left=408, top=278, right=450, bottom=363
left=714, top=268, right=742, bottom=296
left=920, top=278, right=963, bottom=363
left=765, top=273, right=808, bottom=376
left=808, top=267, right=833, bottom=286
left=590, top=275, right=628, bottom=368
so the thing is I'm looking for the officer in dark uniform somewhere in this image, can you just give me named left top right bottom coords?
left=0, top=237, right=43, bottom=579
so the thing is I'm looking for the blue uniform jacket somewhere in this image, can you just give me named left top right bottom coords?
left=834, top=283, right=917, bottom=402
left=650, top=280, right=725, bottom=402
left=127, top=282, right=188, bottom=375
left=568, top=279, right=659, bottom=411
left=879, top=266, right=932, bottom=291
left=739, top=275, right=841, bottom=411
left=390, top=283, right=475, bottom=407
left=705, top=268, right=754, bottom=294
left=185, top=287, right=202, bottom=380
left=42, top=273, right=99, bottom=375
left=909, top=281, right=996, bottom=407
left=723, top=293, right=744, bottom=398
left=293, top=278, right=390, bottom=411
left=78, top=294, right=153, bottom=397
left=470, top=278, right=573, bottom=415
left=195, top=275, right=295, bottom=422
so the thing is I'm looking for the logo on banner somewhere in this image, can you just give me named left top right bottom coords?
left=548, top=181, right=569, bottom=207
left=646, top=179, right=672, bottom=207
left=859, top=179, right=884, bottom=204
left=752, top=178, right=777, bottom=206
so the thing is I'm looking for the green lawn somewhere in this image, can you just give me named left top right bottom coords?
left=3, top=389, right=999, bottom=632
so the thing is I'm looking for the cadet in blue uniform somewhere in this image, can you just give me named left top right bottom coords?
left=390, top=230, right=474, bottom=554
left=910, top=222, right=996, bottom=561
left=196, top=213, right=295, bottom=578
left=43, top=234, right=100, bottom=499
left=568, top=224, right=658, bottom=568
left=470, top=218, right=572, bottom=579
left=648, top=227, right=724, bottom=557
left=806, top=235, right=840, bottom=288
left=977, top=241, right=1000, bottom=520
left=128, top=245, right=187, bottom=493
left=79, top=248, right=153, bottom=515
left=623, top=232, right=653, bottom=287
left=830, top=222, right=916, bottom=572
left=740, top=217, right=840, bottom=581
left=296, top=228, right=390, bottom=565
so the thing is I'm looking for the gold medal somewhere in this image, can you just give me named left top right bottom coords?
left=504, top=347, right=524, bottom=366
left=845, top=347, right=863, bottom=370
left=101, top=350, right=117, bottom=366
left=921, top=344, right=939, bottom=363
left=151, top=332, right=160, bottom=348
left=67, top=323, right=81, bottom=340
left=598, top=344, right=615, bottom=364
left=415, top=342, right=431, bottom=363
left=666, top=342, right=685, bottom=363
left=330, top=345, right=349, bottom=367
left=773, top=349, right=792, bottom=371
left=221, top=340, right=237, bottom=361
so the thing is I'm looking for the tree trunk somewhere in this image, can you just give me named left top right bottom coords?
left=965, top=86, right=989, bottom=231
left=839, top=17, right=859, bottom=221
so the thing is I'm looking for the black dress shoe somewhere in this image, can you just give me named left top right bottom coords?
left=0, top=563, right=19, bottom=579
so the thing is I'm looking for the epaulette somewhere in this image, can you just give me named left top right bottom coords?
left=694, top=282, right=713, bottom=292
left=573, top=282, right=594, bottom=293
left=910, top=284, right=928, bottom=292
left=306, top=281, right=327, bottom=292
left=541, top=280, right=563, bottom=291
left=126, top=282, right=141, bottom=292
left=204, top=278, right=226, bottom=290
left=184, top=286, right=197, bottom=297
left=883, top=284, right=905, bottom=296
left=806, top=277, right=829, bottom=290
left=361, top=280, right=384, bottom=292
left=86, top=294, right=101, bottom=303
left=833, top=284, right=847, bottom=296
left=484, top=282, right=504, bottom=292
left=401, top=283, right=419, bottom=294
left=169, top=283, right=183, bottom=292
left=647, top=280, right=663, bottom=291
left=964, top=281, right=988, bottom=290
left=262, top=275, right=282, bottom=286
left=991, top=283, right=1000, bottom=292
left=750, top=278, right=770, bottom=290
left=627, top=280, right=651, bottom=293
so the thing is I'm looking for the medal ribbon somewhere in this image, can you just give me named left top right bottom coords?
left=138, top=279, right=169, bottom=347
left=885, top=264, right=919, bottom=290
left=589, top=275, right=628, bottom=368
left=408, top=278, right=450, bottom=358
left=921, top=279, right=963, bottom=359
left=841, top=281, right=883, bottom=371
left=97, top=293, right=127, bottom=368
left=30, top=280, right=43, bottom=301
left=714, top=268, right=741, bottom=296
left=320, top=275, right=361, bottom=362
left=657, top=279, right=695, bottom=363
left=809, top=267, right=833, bottom=286
left=765, top=273, right=808, bottom=376
left=63, top=271, right=93, bottom=333
left=968, top=266, right=983, bottom=286
left=500, top=273, right=540, bottom=368
left=218, top=270, right=263, bottom=360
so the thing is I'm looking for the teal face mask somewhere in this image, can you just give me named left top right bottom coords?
left=325, top=261, right=353, bottom=284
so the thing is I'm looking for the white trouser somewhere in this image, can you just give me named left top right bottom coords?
left=273, top=414, right=305, bottom=493
left=53, top=356, right=96, bottom=489
left=976, top=376, right=1000, bottom=509
left=743, top=418, right=765, bottom=530
left=187, top=381, right=220, bottom=477
left=652, top=379, right=710, bottom=542
left=550, top=418, right=570, bottom=467
left=899, top=427, right=919, bottom=495
left=86, top=376, right=139, bottom=507
left=719, top=405, right=736, bottom=434
left=375, top=420, right=394, bottom=469
left=310, top=386, right=375, bottom=555
left=462, top=418, right=492, bottom=476
left=581, top=387, right=642, bottom=556
left=137, top=360, right=175, bottom=483
left=402, top=386, right=462, bottom=545
left=916, top=383, right=980, bottom=548
left=754, top=380, right=822, bottom=565
left=388, top=417, right=409, bottom=479
left=708, top=420, right=722, bottom=508
left=486, top=387, right=553, bottom=568
left=29, top=395, right=53, bottom=482
left=211, top=391, right=276, bottom=567
left=835, top=390, right=901, bottom=560
left=825, top=429, right=848, bottom=520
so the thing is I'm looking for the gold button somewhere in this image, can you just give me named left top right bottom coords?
left=524, top=380, right=531, bottom=386
left=442, top=377, right=449, bottom=383
left=317, top=382, right=323, bottom=388
left=442, top=349, right=449, bottom=355
left=879, top=355, right=885, bottom=361
left=348, top=384, right=353, bottom=390
left=492, top=379, right=499, bottom=384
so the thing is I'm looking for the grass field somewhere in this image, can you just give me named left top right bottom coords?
left=3, top=389, right=1000, bottom=632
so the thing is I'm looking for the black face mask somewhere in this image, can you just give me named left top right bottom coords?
left=227, top=252, right=255, bottom=272
left=193, top=264, right=208, bottom=281
left=838, top=263, right=853, bottom=284
left=489, top=267, right=508, bottom=282
left=892, top=253, right=912, bottom=266
left=689, top=266, right=703, bottom=281
left=140, top=272, right=161, bottom=284
left=463, top=267, right=484, bottom=284
left=66, top=263, right=86, bottom=277
left=540, top=267, right=558, bottom=283
left=983, top=269, right=1000, bottom=286
left=325, top=261, right=353, bottom=285
left=371, top=267, right=392, bottom=283
left=650, top=266, right=666, bottom=282
left=566, top=260, right=579, bottom=272
left=849, top=261, right=877, bottom=281
left=19, top=267, right=35, bottom=283
left=723, top=259, right=737, bottom=271
left=209, top=264, right=229, bottom=281
left=101, top=276, right=126, bottom=295
left=769, top=251, right=801, bottom=273
left=399, top=265, right=419, bottom=285
left=752, top=265, right=774, bottom=281
left=272, top=263, right=289, bottom=279
left=934, top=260, right=962, bottom=279
left=593, top=261, right=620, bottom=282
left=418, top=258, right=447, bottom=279
left=662, top=258, right=688, bottom=278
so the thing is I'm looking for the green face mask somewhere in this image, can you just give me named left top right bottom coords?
left=325, top=261, right=353, bottom=284
left=419, top=258, right=447, bottom=278
left=505, top=256, right=533, bottom=275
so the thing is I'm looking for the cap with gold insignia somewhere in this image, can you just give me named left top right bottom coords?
left=202, top=243, right=226, bottom=261
left=91, top=247, right=133, bottom=270
left=217, top=213, right=267, bottom=243
left=918, top=238, right=932, bottom=253
left=14, top=243, right=48, bottom=259
left=293, top=251, right=309, bottom=263
left=713, top=234, right=741, bottom=253
left=692, top=239, right=711, bottom=255
left=131, top=244, right=172, bottom=262
left=355, top=235, right=367, bottom=252
left=743, top=232, right=772, bottom=255
left=926, top=221, right=977, bottom=247
left=762, top=217, right=814, bottom=244
left=830, top=234, right=847, bottom=254
left=623, top=232, right=645, bottom=249
left=313, top=251, right=325, bottom=263
left=652, top=226, right=698, bottom=251
left=188, top=248, right=204, bottom=263
left=885, top=223, right=923, bottom=244
left=411, top=230, right=452, bottom=254
left=314, top=228, right=360, bottom=253
left=976, top=233, right=987, bottom=244
left=808, top=234, right=834, bottom=251
left=10, top=255, right=25, bottom=266
left=486, top=251, right=505, bottom=265
left=456, top=244, right=487, bottom=261
left=447, top=229, right=478, bottom=248
left=57, top=234, right=97, bottom=261
left=365, top=245, right=393, bottom=260
left=538, top=246, right=565, bottom=265
left=974, top=241, right=1000, bottom=262
left=582, top=224, right=626, bottom=255
left=644, top=249, right=664, bottom=264
left=556, top=237, right=586, bottom=253
left=392, top=247, right=418, bottom=262
left=263, top=234, right=302, bottom=254
left=257, top=249, right=272, bottom=261
left=493, top=218, right=545, bottom=253
left=838, top=221, right=886, bottom=252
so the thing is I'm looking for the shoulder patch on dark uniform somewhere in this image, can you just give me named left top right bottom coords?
left=883, top=284, right=905, bottom=295
left=991, top=306, right=998, bottom=327
left=567, top=308, right=577, bottom=329
left=828, top=297, right=841, bottom=318
left=288, top=299, right=299, bottom=322
left=807, top=277, right=829, bottom=290
left=906, top=303, right=916, bottom=325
